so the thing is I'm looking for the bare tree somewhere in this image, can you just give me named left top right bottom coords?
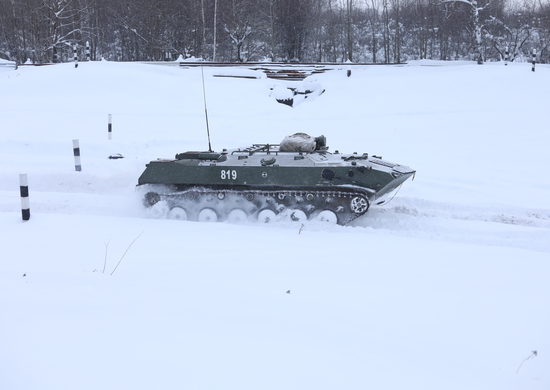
left=41, top=0, right=93, bottom=62
left=275, top=0, right=313, bottom=61
left=221, top=0, right=256, bottom=61
left=484, top=3, right=532, bottom=62
left=1, top=0, right=549, bottom=64
left=345, top=0, right=354, bottom=61
left=382, top=0, right=391, bottom=62
left=367, top=0, right=381, bottom=62
left=212, top=0, right=218, bottom=60
left=440, top=0, right=494, bottom=63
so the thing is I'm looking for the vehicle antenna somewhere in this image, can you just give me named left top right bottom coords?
left=201, top=66, right=213, bottom=152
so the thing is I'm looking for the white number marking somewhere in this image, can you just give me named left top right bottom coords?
left=221, top=169, right=237, bottom=180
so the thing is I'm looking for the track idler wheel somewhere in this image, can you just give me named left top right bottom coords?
left=350, top=196, right=369, bottom=214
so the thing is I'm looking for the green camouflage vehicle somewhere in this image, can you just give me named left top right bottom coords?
left=138, top=133, right=415, bottom=224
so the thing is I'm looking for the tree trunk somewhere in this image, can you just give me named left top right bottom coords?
left=201, top=0, right=206, bottom=58
left=213, top=0, right=218, bottom=61
left=346, top=0, right=353, bottom=61
left=471, top=0, right=483, bottom=64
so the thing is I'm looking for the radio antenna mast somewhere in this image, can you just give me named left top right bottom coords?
left=201, top=66, right=213, bottom=152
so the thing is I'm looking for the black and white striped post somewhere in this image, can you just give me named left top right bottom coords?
left=19, top=174, right=30, bottom=221
left=86, top=41, right=90, bottom=61
left=73, top=44, right=78, bottom=68
left=73, top=139, right=82, bottom=171
left=531, top=49, right=536, bottom=72
left=504, top=46, right=509, bottom=66
left=108, top=114, right=112, bottom=140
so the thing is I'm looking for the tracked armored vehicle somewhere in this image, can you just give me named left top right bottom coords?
left=138, top=133, right=415, bottom=225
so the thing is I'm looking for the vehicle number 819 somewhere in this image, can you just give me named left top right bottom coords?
left=221, top=169, right=237, bottom=180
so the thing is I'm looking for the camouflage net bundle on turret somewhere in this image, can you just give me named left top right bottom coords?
left=279, top=133, right=326, bottom=152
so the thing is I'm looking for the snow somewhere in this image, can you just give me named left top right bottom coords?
left=0, top=58, right=17, bottom=69
left=1, top=60, right=549, bottom=390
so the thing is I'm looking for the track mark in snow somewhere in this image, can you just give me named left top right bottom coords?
left=379, top=198, right=550, bottom=229
left=352, top=197, right=550, bottom=253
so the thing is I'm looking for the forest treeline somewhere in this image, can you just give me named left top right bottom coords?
left=1, top=0, right=549, bottom=64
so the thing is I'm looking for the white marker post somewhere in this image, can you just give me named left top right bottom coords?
left=73, top=44, right=78, bottom=68
left=531, top=49, right=536, bottom=72
left=86, top=41, right=90, bottom=61
left=73, top=139, right=82, bottom=171
left=108, top=114, right=112, bottom=140
left=19, top=174, right=30, bottom=221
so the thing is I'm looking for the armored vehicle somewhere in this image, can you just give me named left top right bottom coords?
left=138, top=133, right=415, bottom=224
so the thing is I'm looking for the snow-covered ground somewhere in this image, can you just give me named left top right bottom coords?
left=1, top=60, right=549, bottom=390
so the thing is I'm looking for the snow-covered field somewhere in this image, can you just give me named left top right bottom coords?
left=1, top=59, right=549, bottom=390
